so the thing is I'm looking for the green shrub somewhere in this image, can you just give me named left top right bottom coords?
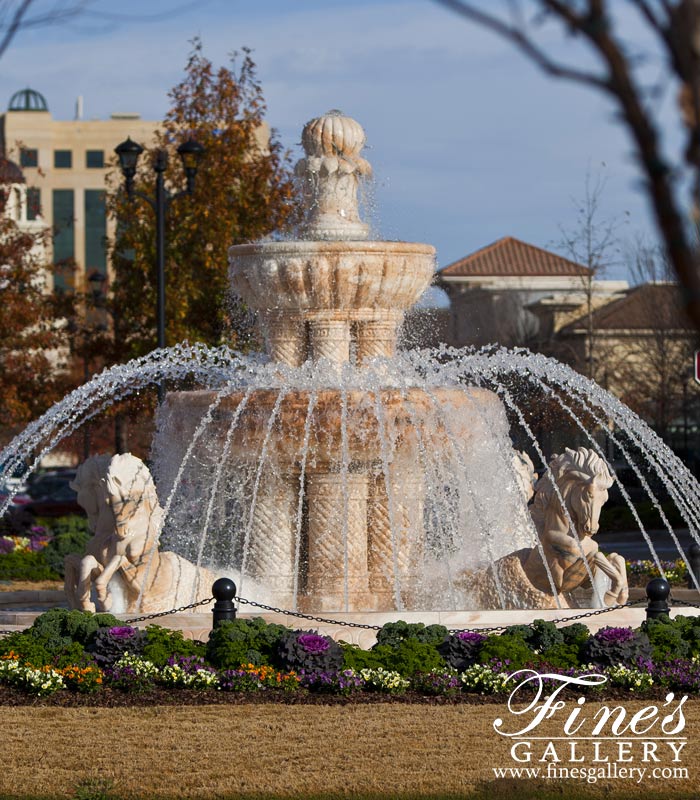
left=0, top=630, right=55, bottom=665
left=0, top=549, right=59, bottom=581
left=206, top=617, right=289, bottom=669
left=30, top=609, right=120, bottom=651
left=537, top=642, right=583, bottom=669
left=478, top=634, right=538, bottom=671
left=502, top=624, right=531, bottom=641
left=370, top=639, right=446, bottom=676
left=375, top=621, right=448, bottom=648
left=641, top=615, right=700, bottom=662
left=340, top=642, right=386, bottom=671
left=41, top=516, right=90, bottom=578
left=142, top=625, right=206, bottom=666
left=561, top=623, right=592, bottom=648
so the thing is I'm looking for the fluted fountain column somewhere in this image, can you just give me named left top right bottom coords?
left=368, top=465, right=425, bottom=609
left=245, top=469, right=299, bottom=606
left=303, top=467, right=371, bottom=611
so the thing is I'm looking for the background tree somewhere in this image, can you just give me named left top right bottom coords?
left=614, top=244, right=700, bottom=446
left=108, top=41, right=298, bottom=361
left=435, top=0, right=700, bottom=332
left=555, top=169, right=623, bottom=380
left=0, top=186, right=72, bottom=443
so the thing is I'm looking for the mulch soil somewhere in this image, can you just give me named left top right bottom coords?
left=0, top=684, right=683, bottom=707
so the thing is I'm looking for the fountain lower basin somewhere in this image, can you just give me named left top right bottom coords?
left=159, top=384, right=513, bottom=613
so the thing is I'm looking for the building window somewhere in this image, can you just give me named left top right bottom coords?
left=26, top=187, right=41, bottom=220
left=54, top=150, right=72, bottom=169
left=20, top=148, right=38, bottom=168
left=84, top=189, right=106, bottom=277
left=86, top=150, right=104, bottom=168
left=52, top=189, right=74, bottom=291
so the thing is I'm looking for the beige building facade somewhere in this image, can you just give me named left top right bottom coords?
left=0, top=88, right=157, bottom=291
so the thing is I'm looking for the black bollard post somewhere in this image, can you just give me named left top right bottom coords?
left=646, top=577, right=671, bottom=620
left=687, top=543, right=700, bottom=590
left=212, top=578, right=237, bottom=629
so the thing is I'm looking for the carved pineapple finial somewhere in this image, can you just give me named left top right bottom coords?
left=296, top=110, right=371, bottom=240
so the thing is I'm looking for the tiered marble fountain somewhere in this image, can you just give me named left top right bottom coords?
left=3, top=111, right=699, bottom=632
left=156, top=111, right=533, bottom=613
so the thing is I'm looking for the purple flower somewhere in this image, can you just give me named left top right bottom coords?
left=166, top=655, right=214, bottom=675
left=109, top=626, right=138, bottom=639
left=0, top=537, right=14, bottom=554
left=297, top=632, right=331, bottom=654
left=27, top=535, right=51, bottom=552
left=299, top=668, right=364, bottom=694
left=30, top=525, right=47, bottom=535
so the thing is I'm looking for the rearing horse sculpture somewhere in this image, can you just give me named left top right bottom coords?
left=64, top=453, right=214, bottom=614
left=461, top=447, right=628, bottom=609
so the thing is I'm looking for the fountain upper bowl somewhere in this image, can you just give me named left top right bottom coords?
left=229, top=239, right=436, bottom=313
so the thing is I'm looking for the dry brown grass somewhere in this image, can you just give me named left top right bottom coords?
left=0, top=581, right=63, bottom=593
left=0, top=699, right=699, bottom=799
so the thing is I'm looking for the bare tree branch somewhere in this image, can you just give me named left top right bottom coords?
left=433, top=0, right=611, bottom=89
left=435, top=0, right=700, bottom=332
left=0, top=0, right=33, bottom=61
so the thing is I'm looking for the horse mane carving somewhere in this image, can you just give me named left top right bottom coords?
left=530, top=447, right=614, bottom=538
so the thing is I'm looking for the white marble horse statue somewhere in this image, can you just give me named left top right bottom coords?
left=462, top=447, right=628, bottom=609
left=64, top=453, right=214, bottom=614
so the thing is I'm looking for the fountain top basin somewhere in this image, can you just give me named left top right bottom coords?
left=229, top=239, right=436, bottom=314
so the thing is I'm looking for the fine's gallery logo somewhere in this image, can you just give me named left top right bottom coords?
left=491, top=671, right=689, bottom=784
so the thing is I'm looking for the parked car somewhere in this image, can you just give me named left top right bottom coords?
left=8, top=470, right=84, bottom=527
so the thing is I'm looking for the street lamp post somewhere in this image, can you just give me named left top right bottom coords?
left=114, top=136, right=204, bottom=399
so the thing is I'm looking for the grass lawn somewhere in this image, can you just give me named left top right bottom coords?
left=0, top=700, right=698, bottom=799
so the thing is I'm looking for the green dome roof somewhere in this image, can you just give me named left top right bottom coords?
left=8, top=88, right=48, bottom=112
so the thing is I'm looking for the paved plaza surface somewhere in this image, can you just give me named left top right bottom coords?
left=598, top=528, right=694, bottom=561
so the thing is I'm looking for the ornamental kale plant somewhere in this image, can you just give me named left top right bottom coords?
left=478, top=634, right=538, bottom=671
left=29, top=609, right=121, bottom=651
left=87, top=626, right=146, bottom=668
left=142, top=624, right=206, bottom=667
left=584, top=626, right=652, bottom=669
left=438, top=630, right=486, bottom=671
left=206, top=617, right=289, bottom=668
left=370, top=638, right=446, bottom=676
left=641, top=617, right=691, bottom=662
left=375, top=621, right=448, bottom=648
left=277, top=629, right=343, bottom=673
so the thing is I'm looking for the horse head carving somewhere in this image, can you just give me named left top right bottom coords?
left=531, top=447, right=614, bottom=540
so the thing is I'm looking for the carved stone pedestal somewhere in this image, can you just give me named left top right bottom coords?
left=301, top=468, right=375, bottom=612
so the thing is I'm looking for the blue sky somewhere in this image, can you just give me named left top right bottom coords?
left=0, top=0, right=684, bottom=280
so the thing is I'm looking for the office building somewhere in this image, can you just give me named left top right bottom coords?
left=0, top=88, right=157, bottom=290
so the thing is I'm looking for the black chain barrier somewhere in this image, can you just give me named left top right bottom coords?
left=124, top=596, right=213, bottom=624
left=234, top=596, right=384, bottom=630
left=670, top=596, right=700, bottom=610
left=1, top=591, right=692, bottom=639
left=232, top=595, right=649, bottom=635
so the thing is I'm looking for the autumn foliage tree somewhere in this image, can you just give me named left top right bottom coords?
left=108, top=41, right=299, bottom=361
left=0, top=182, right=72, bottom=441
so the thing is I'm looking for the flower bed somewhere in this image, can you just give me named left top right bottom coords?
left=1, top=608, right=700, bottom=704
left=626, top=558, right=689, bottom=586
